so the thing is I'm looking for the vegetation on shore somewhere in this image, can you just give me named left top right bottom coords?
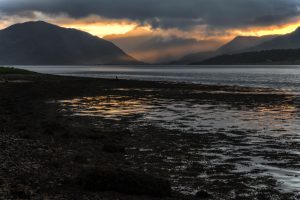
left=0, top=66, right=35, bottom=75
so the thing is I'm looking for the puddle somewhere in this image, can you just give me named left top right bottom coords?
left=58, top=96, right=150, bottom=119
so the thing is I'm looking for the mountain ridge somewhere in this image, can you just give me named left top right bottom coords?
left=172, top=35, right=277, bottom=64
left=0, top=21, right=141, bottom=65
left=216, top=35, right=278, bottom=54
left=192, top=26, right=300, bottom=65
left=246, top=27, right=300, bottom=52
left=194, top=48, right=300, bottom=65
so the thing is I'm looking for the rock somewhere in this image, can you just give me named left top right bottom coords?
left=10, top=184, right=32, bottom=199
left=42, top=121, right=66, bottom=134
left=43, top=128, right=55, bottom=135
left=196, top=190, right=212, bottom=199
left=42, top=121, right=71, bottom=138
left=122, top=129, right=132, bottom=135
left=16, top=124, right=27, bottom=131
left=18, top=132, right=33, bottom=139
left=76, top=167, right=171, bottom=197
left=60, top=131, right=71, bottom=139
left=73, top=154, right=88, bottom=164
left=102, top=144, right=125, bottom=153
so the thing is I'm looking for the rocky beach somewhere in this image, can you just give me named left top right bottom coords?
left=0, top=67, right=299, bottom=200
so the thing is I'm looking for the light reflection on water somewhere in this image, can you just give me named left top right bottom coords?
left=144, top=100, right=299, bottom=135
left=57, top=94, right=300, bottom=195
left=59, top=96, right=149, bottom=119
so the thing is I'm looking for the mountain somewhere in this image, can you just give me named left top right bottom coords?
left=193, top=49, right=300, bottom=65
left=105, top=28, right=222, bottom=63
left=130, top=36, right=220, bottom=63
left=0, top=21, right=140, bottom=65
left=216, top=35, right=278, bottom=54
left=189, top=26, right=300, bottom=65
left=247, top=27, right=300, bottom=52
left=170, top=51, right=217, bottom=64
left=173, top=35, right=277, bottom=64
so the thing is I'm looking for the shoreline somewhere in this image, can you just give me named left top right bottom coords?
left=0, top=71, right=299, bottom=199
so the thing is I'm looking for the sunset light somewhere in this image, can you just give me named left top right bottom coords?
left=61, top=22, right=137, bottom=38
left=1, top=1, right=300, bottom=199
left=232, top=21, right=300, bottom=38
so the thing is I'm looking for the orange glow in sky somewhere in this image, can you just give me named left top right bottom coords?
left=233, top=22, right=300, bottom=37
left=61, top=22, right=137, bottom=37
left=60, top=20, right=300, bottom=42
left=1, top=14, right=300, bottom=40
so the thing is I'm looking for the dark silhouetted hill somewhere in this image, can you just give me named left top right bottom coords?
left=247, top=27, right=300, bottom=52
left=0, top=21, right=140, bottom=65
left=216, top=35, right=277, bottom=54
left=173, top=35, right=276, bottom=64
left=170, top=51, right=217, bottom=65
left=194, top=49, right=300, bottom=65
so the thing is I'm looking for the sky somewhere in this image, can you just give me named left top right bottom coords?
left=1, top=0, right=300, bottom=61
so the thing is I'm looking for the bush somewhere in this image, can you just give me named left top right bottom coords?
left=0, top=67, right=34, bottom=75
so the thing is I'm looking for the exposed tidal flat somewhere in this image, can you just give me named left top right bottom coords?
left=0, top=68, right=299, bottom=199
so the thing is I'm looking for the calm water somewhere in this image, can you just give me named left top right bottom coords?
left=14, top=65, right=300, bottom=94
left=17, top=65, right=300, bottom=196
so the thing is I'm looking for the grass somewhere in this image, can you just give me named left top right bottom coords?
left=0, top=67, right=35, bottom=75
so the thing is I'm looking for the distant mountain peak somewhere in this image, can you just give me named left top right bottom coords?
left=5, top=21, right=57, bottom=30
left=245, top=26, right=300, bottom=52
left=22, top=20, right=50, bottom=25
left=174, top=34, right=278, bottom=64
left=291, top=26, right=300, bottom=35
left=216, top=34, right=277, bottom=54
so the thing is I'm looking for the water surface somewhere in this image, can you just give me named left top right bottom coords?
left=14, top=65, right=300, bottom=94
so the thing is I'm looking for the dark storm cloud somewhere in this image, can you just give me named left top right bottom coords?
left=1, top=0, right=300, bottom=29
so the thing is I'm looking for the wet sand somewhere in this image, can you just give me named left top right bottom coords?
left=0, top=73, right=299, bottom=199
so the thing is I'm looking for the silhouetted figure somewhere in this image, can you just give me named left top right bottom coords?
left=116, top=76, right=119, bottom=81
